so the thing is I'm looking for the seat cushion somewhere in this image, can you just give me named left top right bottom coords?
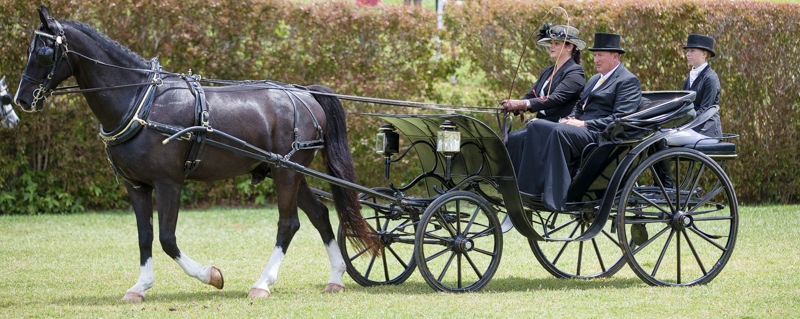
left=684, top=142, right=737, bottom=156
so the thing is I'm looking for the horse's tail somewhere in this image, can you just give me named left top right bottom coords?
left=308, top=85, right=381, bottom=256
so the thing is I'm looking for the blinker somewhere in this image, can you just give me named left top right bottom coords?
left=37, top=46, right=55, bottom=66
left=1, top=94, right=12, bottom=105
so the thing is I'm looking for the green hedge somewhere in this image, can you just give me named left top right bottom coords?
left=1, top=0, right=798, bottom=213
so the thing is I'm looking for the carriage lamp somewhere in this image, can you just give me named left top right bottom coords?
left=376, top=124, right=399, bottom=180
left=437, top=120, right=461, bottom=181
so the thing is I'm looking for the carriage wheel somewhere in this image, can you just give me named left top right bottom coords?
left=337, top=187, right=416, bottom=286
left=414, top=191, right=502, bottom=292
left=617, top=148, right=738, bottom=286
left=528, top=210, right=626, bottom=279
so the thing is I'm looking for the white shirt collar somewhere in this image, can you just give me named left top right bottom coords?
left=689, top=62, right=708, bottom=86
left=600, top=62, right=621, bottom=80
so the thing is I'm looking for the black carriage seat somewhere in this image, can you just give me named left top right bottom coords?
left=664, top=106, right=738, bottom=160
left=565, top=91, right=698, bottom=203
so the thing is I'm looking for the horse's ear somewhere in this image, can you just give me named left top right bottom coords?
left=38, top=6, right=53, bottom=29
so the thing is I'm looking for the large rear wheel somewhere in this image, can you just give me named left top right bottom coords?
left=529, top=210, right=626, bottom=279
left=617, top=148, right=738, bottom=286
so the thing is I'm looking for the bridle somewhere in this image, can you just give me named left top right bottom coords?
left=21, top=20, right=73, bottom=111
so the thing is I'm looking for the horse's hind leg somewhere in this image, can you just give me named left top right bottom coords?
left=296, top=177, right=346, bottom=293
left=249, top=169, right=302, bottom=298
left=122, top=184, right=155, bottom=302
left=154, top=182, right=224, bottom=291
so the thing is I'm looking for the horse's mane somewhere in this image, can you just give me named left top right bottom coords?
left=63, top=20, right=149, bottom=65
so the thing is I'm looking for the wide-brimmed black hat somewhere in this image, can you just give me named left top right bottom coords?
left=683, top=34, right=716, bottom=57
left=587, top=33, right=626, bottom=54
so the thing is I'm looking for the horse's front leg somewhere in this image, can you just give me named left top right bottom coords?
left=122, top=184, right=155, bottom=302
left=296, top=177, right=346, bottom=293
left=248, top=170, right=302, bottom=298
left=154, top=182, right=224, bottom=291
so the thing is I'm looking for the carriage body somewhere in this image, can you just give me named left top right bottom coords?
left=342, top=90, right=739, bottom=291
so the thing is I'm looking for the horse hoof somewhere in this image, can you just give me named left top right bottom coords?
left=122, top=292, right=145, bottom=302
left=248, top=288, right=270, bottom=298
left=209, top=267, right=224, bottom=289
left=323, top=283, right=345, bottom=293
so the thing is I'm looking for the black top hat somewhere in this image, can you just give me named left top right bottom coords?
left=588, top=33, right=626, bottom=54
left=683, top=34, right=716, bottom=57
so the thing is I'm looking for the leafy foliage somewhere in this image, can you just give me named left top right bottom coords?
left=0, top=0, right=797, bottom=213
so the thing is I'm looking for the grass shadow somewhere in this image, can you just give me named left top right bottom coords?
left=341, top=275, right=646, bottom=295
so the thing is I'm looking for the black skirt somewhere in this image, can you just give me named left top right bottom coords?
left=507, top=119, right=598, bottom=212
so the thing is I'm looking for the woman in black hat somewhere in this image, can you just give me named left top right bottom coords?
left=500, top=24, right=587, bottom=122
left=683, top=33, right=722, bottom=137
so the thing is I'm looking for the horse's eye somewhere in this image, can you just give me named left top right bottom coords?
left=37, top=46, right=55, bottom=66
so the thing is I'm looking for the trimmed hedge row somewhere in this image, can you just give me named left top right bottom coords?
left=0, top=0, right=797, bottom=213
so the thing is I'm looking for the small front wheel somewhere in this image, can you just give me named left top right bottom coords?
left=415, top=191, right=502, bottom=292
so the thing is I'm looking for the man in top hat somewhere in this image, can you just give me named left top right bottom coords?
left=515, top=32, right=641, bottom=212
left=682, top=33, right=721, bottom=137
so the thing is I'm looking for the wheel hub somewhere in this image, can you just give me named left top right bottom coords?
left=671, top=211, right=693, bottom=230
left=453, top=236, right=474, bottom=254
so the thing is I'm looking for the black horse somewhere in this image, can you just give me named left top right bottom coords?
left=1, top=76, right=20, bottom=128
left=15, top=6, right=379, bottom=301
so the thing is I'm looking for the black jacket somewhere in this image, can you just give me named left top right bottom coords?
left=570, top=63, right=641, bottom=133
left=683, top=66, right=722, bottom=137
left=522, top=59, right=586, bottom=122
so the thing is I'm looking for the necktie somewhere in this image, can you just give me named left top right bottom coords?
left=584, top=77, right=606, bottom=109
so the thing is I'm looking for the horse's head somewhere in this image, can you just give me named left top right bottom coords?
left=1, top=76, right=20, bottom=128
left=15, top=6, right=74, bottom=113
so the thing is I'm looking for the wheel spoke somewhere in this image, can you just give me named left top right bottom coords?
left=651, top=228, right=675, bottom=277
left=631, top=190, right=671, bottom=215
left=471, top=247, right=496, bottom=257
left=549, top=217, right=579, bottom=234
left=687, top=186, right=725, bottom=215
left=463, top=206, right=481, bottom=234
left=349, top=243, right=377, bottom=261
left=682, top=229, right=707, bottom=275
left=467, top=226, right=496, bottom=240
left=686, top=226, right=728, bottom=251
left=382, top=246, right=390, bottom=282
left=463, top=252, right=484, bottom=279
left=576, top=224, right=586, bottom=276
left=677, top=228, right=681, bottom=284
left=426, top=245, right=453, bottom=262
left=649, top=164, right=676, bottom=214
left=683, top=162, right=706, bottom=211
left=364, top=252, right=377, bottom=279
left=437, top=251, right=456, bottom=282
left=625, top=217, right=670, bottom=224
left=632, top=225, right=670, bottom=255
left=457, top=253, right=463, bottom=288
left=386, top=245, right=409, bottom=268
left=693, top=216, right=734, bottom=222
left=591, top=238, right=607, bottom=272
left=434, top=210, right=458, bottom=237
left=601, top=229, right=621, bottom=247
left=456, top=200, right=462, bottom=235
left=422, top=231, right=454, bottom=245
left=386, top=218, right=412, bottom=233
left=674, top=156, right=681, bottom=211
left=554, top=223, right=581, bottom=264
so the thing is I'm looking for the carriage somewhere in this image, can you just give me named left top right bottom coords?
left=16, top=6, right=738, bottom=299
left=328, top=90, right=739, bottom=292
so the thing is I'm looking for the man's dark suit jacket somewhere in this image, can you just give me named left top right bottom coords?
left=522, top=59, right=586, bottom=122
left=683, top=66, right=722, bottom=137
left=570, top=63, right=641, bottom=133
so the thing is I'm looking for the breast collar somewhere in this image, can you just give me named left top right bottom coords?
left=99, top=57, right=162, bottom=146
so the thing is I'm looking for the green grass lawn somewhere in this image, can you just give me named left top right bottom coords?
left=1, top=205, right=798, bottom=317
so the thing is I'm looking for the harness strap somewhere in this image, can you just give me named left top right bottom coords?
left=277, top=85, right=325, bottom=160
left=181, top=74, right=209, bottom=176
